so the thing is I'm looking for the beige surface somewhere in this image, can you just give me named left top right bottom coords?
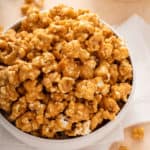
left=0, top=0, right=150, bottom=150
left=0, top=0, right=150, bottom=28
left=110, top=123, right=150, bottom=150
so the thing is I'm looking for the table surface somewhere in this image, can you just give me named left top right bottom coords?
left=0, top=0, right=150, bottom=150
left=0, top=0, right=150, bottom=27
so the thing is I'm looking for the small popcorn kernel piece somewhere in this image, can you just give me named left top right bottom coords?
left=119, top=145, right=129, bottom=150
left=131, top=126, right=144, bottom=140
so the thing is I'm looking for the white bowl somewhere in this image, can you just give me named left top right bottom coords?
left=0, top=17, right=135, bottom=150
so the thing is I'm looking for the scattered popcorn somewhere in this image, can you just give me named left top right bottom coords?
left=131, top=127, right=144, bottom=140
left=119, top=145, right=129, bottom=150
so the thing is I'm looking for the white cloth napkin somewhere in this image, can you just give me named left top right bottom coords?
left=0, top=15, right=150, bottom=150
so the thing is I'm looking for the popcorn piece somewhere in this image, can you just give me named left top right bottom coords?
left=94, top=77, right=110, bottom=95
left=62, top=40, right=90, bottom=61
left=16, top=112, right=40, bottom=132
left=65, top=101, right=90, bottom=122
left=23, top=80, right=43, bottom=102
left=86, top=32, right=103, bottom=52
left=41, top=120, right=55, bottom=138
left=42, top=72, right=60, bottom=93
left=97, top=42, right=113, bottom=59
left=66, top=121, right=91, bottom=136
left=102, top=97, right=120, bottom=114
left=109, top=64, right=118, bottom=84
left=119, top=145, right=129, bottom=150
left=58, top=77, right=75, bottom=93
left=45, top=101, right=66, bottom=118
left=95, top=61, right=110, bottom=82
left=58, top=58, right=80, bottom=79
left=113, top=46, right=129, bottom=61
left=29, top=101, right=46, bottom=124
left=131, top=127, right=144, bottom=140
left=119, top=59, right=133, bottom=82
left=0, top=85, right=19, bottom=101
left=111, top=83, right=132, bottom=101
left=9, top=97, right=27, bottom=121
left=19, top=63, right=40, bottom=82
left=91, top=111, right=103, bottom=130
left=80, top=59, right=96, bottom=79
left=21, top=0, right=45, bottom=16
left=75, top=80, right=97, bottom=100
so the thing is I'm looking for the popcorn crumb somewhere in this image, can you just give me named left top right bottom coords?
left=131, top=127, right=144, bottom=140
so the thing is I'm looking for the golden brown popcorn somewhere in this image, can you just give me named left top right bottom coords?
left=91, top=111, right=103, bottom=130
left=73, top=20, right=95, bottom=35
left=42, top=72, right=60, bottom=93
left=58, top=77, right=75, bottom=93
left=0, top=26, right=3, bottom=33
left=0, top=39, right=8, bottom=49
left=113, top=46, right=129, bottom=61
left=105, top=35, right=122, bottom=49
left=119, top=59, right=133, bottom=82
left=0, top=69, right=8, bottom=86
left=80, top=59, right=96, bottom=79
left=0, top=43, right=18, bottom=65
left=29, top=101, right=46, bottom=124
left=9, top=97, right=27, bottom=121
left=21, top=0, right=44, bottom=16
left=86, top=32, right=103, bottom=52
left=77, top=12, right=100, bottom=26
left=62, top=40, right=90, bottom=61
left=95, top=61, right=110, bottom=82
left=0, top=85, right=19, bottom=101
left=65, top=101, right=90, bottom=122
left=131, top=126, right=144, bottom=140
left=55, top=114, right=72, bottom=131
left=94, top=77, right=110, bottom=95
left=102, top=110, right=116, bottom=120
left=111, top=83, right=132, bottom=101
left=97, top=42, right=113, bottom=59
left=6, top=65, right=20, bottom=87
left=0, top=5, right=133, bottom=138
left=75, top=80, right=97, bottom=100
left=102, top=25, right=113, bottom=38
left=41, top=120, right=56, bottom=138
left=58, top=58, right=80, bottom=79
left=102, top=97, right=120, bottom=114
left=66, top=121, right=91, bottom=136
left=16, top=112, right=40, bottom=132
left=0, top=99, right=12, bottom=112
left=19, top=63, right=40, bottom=82
left=86, top=94, right=102, bottom=113
left=32, top=52, right=58, bottom=73
left=31, top=29, right=54, bottom=51
left=23, top=80, right=43, bottom=102
left=45, top=101, right=67, bottom=118
left=109, top=64, right=119, bottom=84
left=119, top=145, right=129, bottom=150
left=49, top=4, right=77, bottom=19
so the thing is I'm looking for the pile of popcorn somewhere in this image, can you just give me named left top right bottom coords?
left=0, top=4, right=133, bottom=138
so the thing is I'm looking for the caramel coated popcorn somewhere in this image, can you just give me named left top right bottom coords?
left=119, top=145, right=129, bottom=150
left=21, top=0, right=44, bottom=15
left=131, top=127, right=144, bottom=140
left=0, top=5, right=133, bottom=139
